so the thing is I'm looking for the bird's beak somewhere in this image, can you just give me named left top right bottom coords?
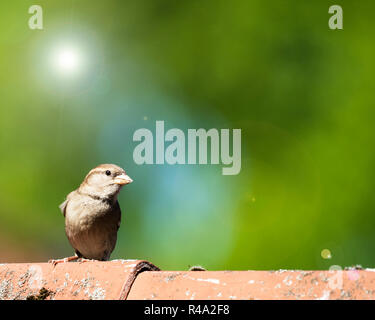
left=114, top=174, right=133, bottom=185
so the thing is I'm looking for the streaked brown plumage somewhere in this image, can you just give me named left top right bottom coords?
left=50, top=164, right=132, bottom=264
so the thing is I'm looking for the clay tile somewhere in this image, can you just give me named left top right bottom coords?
left=0, top=260, right=159, bottom=300
left=127, top=270, right=375, bottom=300
left=2, top=263, right=375, bottom=300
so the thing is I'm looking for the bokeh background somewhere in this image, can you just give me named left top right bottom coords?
left=0, top=0, right=374, bottom=271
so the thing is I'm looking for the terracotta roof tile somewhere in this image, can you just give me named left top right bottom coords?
left=128, top=269, right=375, bottom=300
left=1, top=261, right=374, bottom=300
left=0, top=260, right=158, bottom=300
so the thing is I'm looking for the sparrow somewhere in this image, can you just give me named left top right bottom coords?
left=49, top=164, right=133, bottom=265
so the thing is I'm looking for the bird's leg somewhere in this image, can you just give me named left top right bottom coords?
left=77, top=258, right=97, bottom=263
left=48, top=255, right=79, bottom=267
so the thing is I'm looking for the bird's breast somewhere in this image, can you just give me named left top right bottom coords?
left=65, top=197, right=114, bottom=232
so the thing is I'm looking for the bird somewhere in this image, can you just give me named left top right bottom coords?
left=49, top=164, right=133, bottom=265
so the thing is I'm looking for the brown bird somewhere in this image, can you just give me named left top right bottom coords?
left=49, top=164, right=133, bottom=265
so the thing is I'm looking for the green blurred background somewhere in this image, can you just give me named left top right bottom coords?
left=0, top=0, right=374, bottom=270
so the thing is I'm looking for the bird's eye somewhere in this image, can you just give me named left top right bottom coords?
left=105, top=170, right=111, bottom=176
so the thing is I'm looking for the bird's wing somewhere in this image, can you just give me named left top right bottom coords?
left=103, top=200, right=121, bottom=260
left=59, top=191, right=75, bottom=217
left=59, top=199, right=69, bottom=217
left=114, top=200, right=122, bottom=231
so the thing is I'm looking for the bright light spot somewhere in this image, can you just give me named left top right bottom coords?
left=54, top=47, right=81, bottom=74
left=321, top=249, right=332, bottom=259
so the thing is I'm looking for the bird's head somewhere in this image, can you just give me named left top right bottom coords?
left=79, top=164, right=133, bottom=200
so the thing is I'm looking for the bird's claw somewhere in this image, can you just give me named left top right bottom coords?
left=48, top=256, right=79, bottom=267
left=48, top=258, right=68, bottom=267
left=77, top=258, right=95, bottom=264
